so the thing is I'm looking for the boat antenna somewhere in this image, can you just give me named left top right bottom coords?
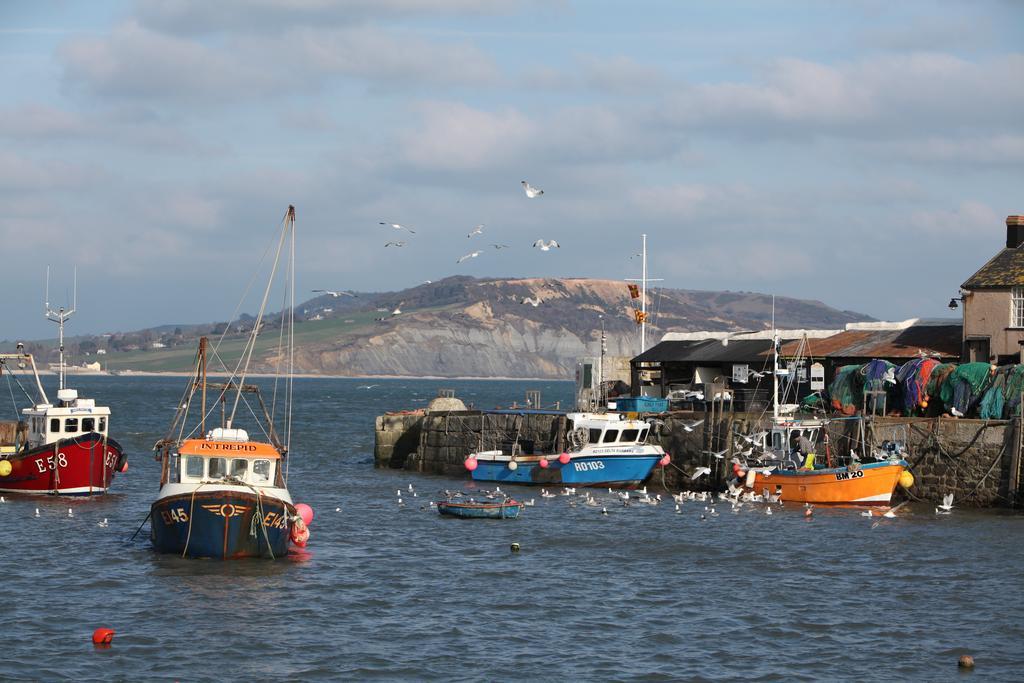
left=44, top=266, right=76, bottom=392
left=625, top=233, right=663, bottom=354
left=599, top=314, right=606, bottom=409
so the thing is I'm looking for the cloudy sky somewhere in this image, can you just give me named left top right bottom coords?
left=2, top=1, right=1022, bottom=337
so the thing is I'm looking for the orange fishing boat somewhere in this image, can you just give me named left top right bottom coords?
left=740, top=336, right=908, bottom=506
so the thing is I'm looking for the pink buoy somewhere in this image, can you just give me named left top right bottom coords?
left=558, top=452, right=570, bottom=465
left=295, top=503, right=314, bottom=526
left=539, top=458, right=549, bottom=469
left=464, top=457, right=478, bottom=471
left=659, top=454, right=670, bottom=467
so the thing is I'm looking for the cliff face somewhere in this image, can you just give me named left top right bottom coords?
left=284, top=276, right=873, bottom=378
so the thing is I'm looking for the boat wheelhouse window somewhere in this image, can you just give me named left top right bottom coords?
left=208, top=457, right=227, bottom=479
left=82, top=417, right=95, bottom=432
left=185, top=456, right=204, bottom=479
left=252, top=459, right=271, bottom=483
left=621, top=428, right=640, bottom=443
left=589, top=429, right=602, bottom=444
left=65, top=418, right=79, bottom=433
left=602, top=429, right=619, bottom=443
left=98, top=417, right=106, bottom=432
left=638, top=428, right=649, bottom=442
left=772, top=433, right=782, bottom=450
left=230, top=459, right=248, bottom=478
left=50, top=418, right=60, bottom=432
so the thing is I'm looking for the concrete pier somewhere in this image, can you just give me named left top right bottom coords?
left=374, top=404, right=1024, bottom=507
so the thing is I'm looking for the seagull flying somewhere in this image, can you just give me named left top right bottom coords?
left=521, top=297, right=542, bottom=307
left=704, top=448, right=728, bottom=459
left=312, top=289, right=356, bottom=298
left=936, top=492, right=954, bottom=514
left=521, top=180, right=544, bottom=198
left=533, top=239, right=559, bottom=251
left=492, top=244, right=510, bottom=249
left=391, top=302, right=403, bottom=316
left=380, top=221, right=415, bottom=234
left=467, top=224, right=484, bottom=238
left=691, top=466, right=711, bottom=480
left=457, top=251, right=482, bottom=264
left=683, top=419, right=705, bottom=433
left=384, top=241, right=406, bottom=248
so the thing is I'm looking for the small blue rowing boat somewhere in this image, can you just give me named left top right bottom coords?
left=436, top=496, right=521, bottom=519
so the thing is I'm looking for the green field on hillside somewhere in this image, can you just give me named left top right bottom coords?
left=101, top=311, right=382, bottom=372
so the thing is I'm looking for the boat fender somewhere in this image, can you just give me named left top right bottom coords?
left=290, top=518, right=310, bottom=547
left=658, top=454, right=670, bottom=467
left=539, top=458, right=549, bottom=469
left=508, top=460, right=518, bottom=471
left=464, top=456, right=478, bottom=471
left=295, top=503, right=314, bottom=526
left=898, top=470, right=915, bottom=489
left=558, top=452, right=570, bottom=465
left=0, top=460, right=11, bottom=477
left=116, top=452, right=129, bottom=473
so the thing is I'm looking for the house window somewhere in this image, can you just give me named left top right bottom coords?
left=1013, top=287, right=1024, bottom=328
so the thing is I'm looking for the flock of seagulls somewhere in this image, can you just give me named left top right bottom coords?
left=387, top=482, right=954, bottom=525
left=310, top=180, right=563, bottom=316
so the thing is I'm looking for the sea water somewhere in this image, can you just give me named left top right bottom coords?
left=0, top=376, right=1021, bottom=681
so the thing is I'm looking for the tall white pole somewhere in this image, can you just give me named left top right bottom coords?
left=641, top=233, right=647, bottom=354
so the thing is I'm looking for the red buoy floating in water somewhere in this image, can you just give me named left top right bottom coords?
left=464, top=457, right=478, bottom=471
left=294, top=503, right=314, bottom=526
left=558, top=452, right=570, bottom=465
left=539, top=458, right=549, bottom=469
left=92, top=628, right=115, bottom=645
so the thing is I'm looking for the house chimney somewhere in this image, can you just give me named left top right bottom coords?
left=1007, top=215, right=1024, bottom=249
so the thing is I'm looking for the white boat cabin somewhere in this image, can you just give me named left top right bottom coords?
left=568, top=412, right=652, bottom=447
left=167, top=428, right=281, bottom=488
left=764, top=419, right=824, bottom=465
left=21, top=389, right=110, bottom=449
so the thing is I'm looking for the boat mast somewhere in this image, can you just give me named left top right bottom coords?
left=200, top=337, right=207, bottom=436
left=227, top=205, right=294, bottom=429
left=772, top=294, right=779, bottom=420
left=626, top=234, right=662, bottom=355
left=44, top=266, right=76, bottom=393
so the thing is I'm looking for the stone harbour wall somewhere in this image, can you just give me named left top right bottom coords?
left=374, top=407, right=1024, bottom=508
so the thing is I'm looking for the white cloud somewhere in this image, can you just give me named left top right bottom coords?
left=663, top=53, right=1024, bottom=137
left=136, top=0, right=514, bottom=35
left=60, top=21, right=283, bottom=101
left=0, top=104, right=88, bottom=138
left=397, top=101, right=535, bottom=170
left=909, top=200, right=1001, bottom=235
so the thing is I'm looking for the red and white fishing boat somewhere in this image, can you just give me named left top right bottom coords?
left=0, top=286, right=126, bottom=495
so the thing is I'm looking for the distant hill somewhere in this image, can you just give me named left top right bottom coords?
left=80, top=276, right=873, bottom=378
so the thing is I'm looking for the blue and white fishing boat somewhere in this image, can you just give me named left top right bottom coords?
left=465, top=412, right=666, bottom=488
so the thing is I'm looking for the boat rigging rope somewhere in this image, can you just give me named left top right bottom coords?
left=181, top=481, right=207, bottom=558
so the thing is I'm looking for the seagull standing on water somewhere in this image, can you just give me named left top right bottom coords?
left=457, top=251, right=481, bottom=264
left=380, top=221, right=415, bottom=234
left=533, top=239, right=559, bottom=251
left=521, top=181, right=544, bottom=198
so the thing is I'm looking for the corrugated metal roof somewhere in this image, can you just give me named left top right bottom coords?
left=778, top=325, right=961, bottom=360
left=962, top=248, right=1024, bottom=289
